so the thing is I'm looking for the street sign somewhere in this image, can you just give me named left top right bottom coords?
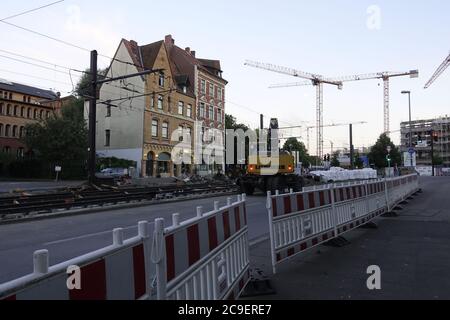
left=408, top=147, right=416, bottom=155
left=403, top=152, right=417, bottom=167
left=55, top=166, right=62, bottom=172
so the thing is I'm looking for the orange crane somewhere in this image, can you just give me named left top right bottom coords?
left=244, top=60, right=343, bottom=161
left=271, top=70, right=419, bottom=136
left=424, top=53, right=450, bottom=89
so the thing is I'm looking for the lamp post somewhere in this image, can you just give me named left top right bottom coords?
left=401, top=91, right=413, bottom=167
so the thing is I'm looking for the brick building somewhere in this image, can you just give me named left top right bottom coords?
left=0, top=79, right=61, bottom=158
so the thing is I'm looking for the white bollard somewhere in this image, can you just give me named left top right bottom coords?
left=290, top=188, right=294, bottom=194
left=113, top=228, right=124, bottom=246
left=33, top=250, right=49, bottom=274
left=275, top=190, right=280, bottom=196
left=196, top=206, right=203, bottom=217
left=241, top=193, right=246, bottom=201
left=237, top=195, right=242, bottom=202
left=266, top=191, right=272, bottom=209
left=172, top=213, right=180, bottom=227
left=138, top=221, right=149, bottom=238
left=227, top=197, right=232, bottom=206
left=214, top=201, right=220, bottom=211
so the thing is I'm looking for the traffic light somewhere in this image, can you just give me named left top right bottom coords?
left=386, top=154, right=391, bottom=162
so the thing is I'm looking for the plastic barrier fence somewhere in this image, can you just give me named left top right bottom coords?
left=0, top=222, right=153, bottom=300
left=266, top=174, right=419, bottom=274
left=151, top=195, right=250, bottom=300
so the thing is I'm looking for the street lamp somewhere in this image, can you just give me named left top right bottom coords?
left=401, top=90, right=413, bottom=167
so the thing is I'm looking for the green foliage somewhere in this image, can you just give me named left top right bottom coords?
left=22, top=98, right=88, bottom=179
left=75, top=68, right=107, bottom=98
left=368, top=133, right=401, bottom=168
left=331, top=152, right=340, bottom=167
left=225, top=114, right=249, bottom=131
left=432, top=153, right=443, bottom=166
left=282, top=137, right=311, bottom=167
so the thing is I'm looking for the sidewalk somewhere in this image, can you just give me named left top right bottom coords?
left=243, top=177, right=450, bottom=299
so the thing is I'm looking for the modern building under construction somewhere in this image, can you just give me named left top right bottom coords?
left=400, top=116, right=450, bottom=166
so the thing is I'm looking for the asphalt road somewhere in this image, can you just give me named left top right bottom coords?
left=0, top=193, right=268, bottom=283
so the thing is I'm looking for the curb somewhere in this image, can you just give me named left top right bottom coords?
left=0, top=190, right=239, bottom=226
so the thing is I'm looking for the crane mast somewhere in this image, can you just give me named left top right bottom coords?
left=244, top=60, right=343, bottom=161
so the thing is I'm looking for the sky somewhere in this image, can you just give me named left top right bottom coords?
left=0, top=0, right=449, bottom=155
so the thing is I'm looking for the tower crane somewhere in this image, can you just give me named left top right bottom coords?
left=271, top=70, right=419, bottom=136
left=244, top=60, right=343, bottom=161
left=424, top=52, right=450, bottom=89
left=305, top=121, right=367, bottom=153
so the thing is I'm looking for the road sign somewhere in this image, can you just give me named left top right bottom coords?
left=403, top=152, right=416, bottom=167
left=408, top=147, right=416, bottom=155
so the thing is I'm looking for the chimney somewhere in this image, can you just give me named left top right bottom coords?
left=191, top=50, right=196, bottom=57
left=185, top=47, right=190, bottom=54
left=130, top=40, right=138, bottom=48
left=165, top=34, right=174, bottom=47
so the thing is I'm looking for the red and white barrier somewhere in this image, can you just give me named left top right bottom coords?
left=152, top=195, right=250, bottom=300
left=0, top=222, right=152, bottom=300
left=267, top=175, right=419, bottom=274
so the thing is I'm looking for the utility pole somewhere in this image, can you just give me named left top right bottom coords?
left=349, top=124, right=354, bottom=170
left=88, top=50, right=98, bottom=185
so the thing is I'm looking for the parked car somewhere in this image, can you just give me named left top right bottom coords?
left=99, top=168, right=128, bottom=178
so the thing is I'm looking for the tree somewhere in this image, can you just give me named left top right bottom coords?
left=432, top=153, right=443, bottom=166
left=75, top=68, right=107, bottom=98
left=225, top=114, right=249, bottom=131
left=23, top=99, right=88, bottom=178
left=331, top=152, right=340, bottom=167
left=282, top=137, right=311, bottom=167
left=368, top=133, right=401, bottom=168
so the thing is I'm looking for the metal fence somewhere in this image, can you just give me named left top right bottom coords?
left=266, top=174, right=420, bottom=274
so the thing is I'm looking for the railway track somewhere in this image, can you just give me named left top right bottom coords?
left=0, top=182, right=238, bottom=221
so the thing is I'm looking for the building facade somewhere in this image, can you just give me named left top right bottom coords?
left=90, top=35, right=226, bottom=178
left=0, top=79, right=61, bottom=158
left=400, top=116, right=450, bottom=166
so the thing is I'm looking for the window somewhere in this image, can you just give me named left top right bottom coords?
left=19, top=126, right=25, bottom=138
left=209, top=106, right=214, bottom=120
left=187, top=104, right=192, bottom=118
left=106, top=105, right=111, bottom=117
left=152, top=119, right=158, bottom=137
left=17, top=148, right=24, bottom=159
left=7, top=104, right=11, bottom=116
left=105, top=130, right=111, bottom=146
left=23, top=96, right=26, bottom=102
left=217, top=109, right=222, bottom=123
left=186, top=127, right=192, bottom=139
left=46, top=111, right=50, bottom=119
left=5, top=125, right=10, bottom=137
left=0, top=103, right=3, bottom=115
left=40, top=110, right=44, bottom=119
left=12, top=125, right=17, bottom=137
left=199, top=103, right=205, bottom=118
left=4, top=92, right=8, bottom=99
left=21, top=107, right=25, bottom=117
left=209, top=84, right=214, bottom=98
left=178, top=101, right=184, bottom=115
left=218, top=88, right=222, bottom=100
left=157, top=95, right=163, bottom=110
left=178, top=126, right=184, bottom=142
left=27, top=97, right=30, bottom=103
left=27, top=108, right=31, bottom=118
left=14, top=106, right=18, bottom=116
left=0, top=124, right=3, bottom=136
left=159, top=72, right=165, bottom=87
left=200, top=80, right=206, bottom=95
left=33, top=109, right=38, bottom=119
left=9, top=93, right=12, bottom=100
left=162, top=122, right=169, bottom=138
left=3, top=146, right=10, bottom=154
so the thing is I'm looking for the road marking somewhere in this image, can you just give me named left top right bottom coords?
left=43, top=222, right=154, bottom=246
